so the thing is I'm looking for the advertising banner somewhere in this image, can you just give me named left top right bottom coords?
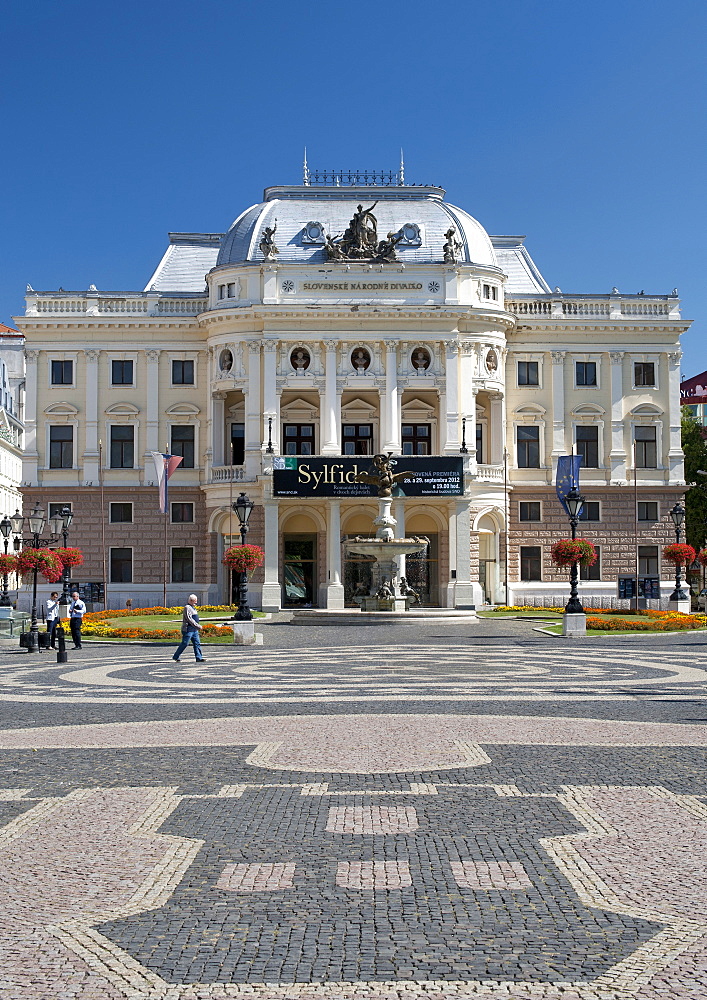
left=272, top=456, right=464, bottom=498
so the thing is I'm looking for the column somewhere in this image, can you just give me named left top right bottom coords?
left=23, top=350, right=39, bottom=484
left=383, top=342, right=401, bottom=452
left=325, top=500, right=345, bottom=609
left=322, top=340, right=340, bottom=455
left=459, top=341, right=476, bottom=467
left=245, top=342, right=261, bottom=452
left=453, top=499, right=477, bottom=608
left=262, top=340, right=279, bottom=452
left=466, top=389, right=478, bottom=469
left=83, top=349, right=100, bottom=482
left=488, top=392, right=504, bottom=465
left=145, top=350, right=160, bottom=455
left=393, top=498, right=406, bottom=581
left=260, top=499, right=282, bottom=612
left=609, top=351, right=626, bottom=483
left=667, top=351, right=683, bottom=480
left=443, top=340, right=460, bottom=453
left=551, top=351, right=566, bottom=459
left=212, top=392, right=226, bottom=467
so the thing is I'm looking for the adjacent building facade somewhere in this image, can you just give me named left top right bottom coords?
left=14, top=175, right=689, bottom=609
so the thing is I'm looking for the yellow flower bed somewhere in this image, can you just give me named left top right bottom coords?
left=78, top=605, right=236, bottom=641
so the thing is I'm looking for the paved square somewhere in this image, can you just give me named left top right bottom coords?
left=1, top=615, right=707, bottom=998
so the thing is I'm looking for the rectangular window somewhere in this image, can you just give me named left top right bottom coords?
left=639, top=545, right=659, bottom=576
left=638, top=501, right=659, bottom=521
left=111, top=359, right=134, bottom=385
left=576, top=361, right=597, bottom=386
left=579, top=501, right=600, bottom=521
left=576, top=425, right=599, bottom=468
left=518, top=361, right=539, bottom=386
left=51, top=359, right=73, bottom=385
left=110, top=426, right=134, bottom=469
left=49, top=426, right=73, bottom=469
left=283, top=423, right=314, bottom=455
left=519, top=501, right=541, bottom=521
left=520, top=546, right=542, bottom=581
left=230, top=423, right=245, bottom=465
left=218, top=284, right=225, bottom=299
left=475, top=423, right=483, bottom=464
left=634, top=362, right=656, bottom=387
left=172, top=359, right=194, bottom=385
left=171, top=502, right=194, bottom=523
left=171, top=425, right=195, bottom=468
left=227, top=282, right=236, bottom=298
left=110, top=502, right=133, bottom=523
left=48, top=502, right=72, bottom=519
left=517, top=426, right=540, bottom=468
left=342, top=424, right=373, bottom=456
left=580, top=547, right=601, bottom=581
left=401, top=423, right=431, bottom=455
left=110, top=547, right=132, bottom=583
left=635, top=426, right=657, bottom=468
left=171, top=547, right=194, bottom=583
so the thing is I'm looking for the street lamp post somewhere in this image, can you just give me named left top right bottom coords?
left=668, top=502, right=688, bottom=602
left=0, top=516, right=12, bottom=607
left=58, top=505, right=74, bottom=608
left=13, top=505, right=64, bottom=653
left=564, top=485, right=586, bottom=615
left=232, top=492, right=255, bottom=621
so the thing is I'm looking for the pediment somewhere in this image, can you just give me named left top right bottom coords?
left=105, top=402, right=140, bottom=416
left=166, top=402, right=200, bottom=416
left=630, top=402, right=663, bottom=416
left=44, top=401, right=78, bottom=416
left=572, top=403, right=605, bottom=417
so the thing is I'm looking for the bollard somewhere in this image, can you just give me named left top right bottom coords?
left=56, top=623, right=68, bottom=664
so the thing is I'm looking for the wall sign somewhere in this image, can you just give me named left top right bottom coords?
left=273, top=456, right=464, bottom=498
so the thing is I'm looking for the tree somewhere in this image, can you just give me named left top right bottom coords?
left=681, top=410, right=707, bottom=550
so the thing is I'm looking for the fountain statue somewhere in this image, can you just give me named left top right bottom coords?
left=343, top=454, right=428, bottom=612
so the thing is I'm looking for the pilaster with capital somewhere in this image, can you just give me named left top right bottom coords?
left=144, top=349, right=161, bottom=455
left=321, top=340, right=341, bottom=455
left=23, top=350, right=39, bottom=481
left=82, top=349, right=101, bottom=481
left=262, top=341, right=279, bottom=452
left=260, top=500, right=282, bottom=612
left=667, top=350, right=684, bottom=479
left=550, top=351, right=566, bottom=458
left=608, top=351, right=627, bottom=482
left=324, top=501, right=345, bottom=609
left=443, top=340, right=460, bottom=453
left=383, top=341, right=401, bottom=453
left=246, top=342, right=261, bottom=453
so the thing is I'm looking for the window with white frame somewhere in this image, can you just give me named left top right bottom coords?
left=638, top=501, right=659, bottom=521
left=110, top=547, right=132, bottom=583
left=576, top=425, right=599, bottom=468
left=517, top=361, right=539, bottom=386
left=639, top=545, right=659, bottom=575
left=517, top=426, right=540, bottom=468
left=520, top=546, right=542, bottom=580
left=110, top=426, right=135, bottom=468
left=171, top=502, right=194, bottom=523
left=50, top=359, right=74, bottom=386
left=111, top=360, right=134, bottom=386
left=635, top=426, right=657, bottom=468
left=49, top=426, right=73, bottom=468
left=575, top=361, right=597, bottom=387
left=171, top=547, right=194, bottom=583
left=579, top=501, right=601, bottom=521
left=519, top=501, right=541, bottom=521
left=634, top=361, right=656, bottom=387
left=172, top=359, right=195, bottom=385
left=171, top=425, right=195, bottom=468
left=110, top=502, right=133, bottom=523
left=580, top=546, right=601, bottom=581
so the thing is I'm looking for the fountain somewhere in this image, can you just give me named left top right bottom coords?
left=343, top=454, right=427, bottom=612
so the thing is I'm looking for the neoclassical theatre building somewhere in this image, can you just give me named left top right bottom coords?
left=15, top=171, right=689, bottom=609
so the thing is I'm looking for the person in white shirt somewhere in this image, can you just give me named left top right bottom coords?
left=69, top=591, right=86, bottom=649
left=46, top=591, right=60, bottom=648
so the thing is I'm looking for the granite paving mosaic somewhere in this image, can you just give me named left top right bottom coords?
left=0, top=618, right=706, bottom=997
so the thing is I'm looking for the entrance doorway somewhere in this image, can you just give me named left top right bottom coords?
left=283, top=534, right=317, bottom=607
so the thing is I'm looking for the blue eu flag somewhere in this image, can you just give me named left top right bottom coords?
left=555, top=456, right=582, bottom=516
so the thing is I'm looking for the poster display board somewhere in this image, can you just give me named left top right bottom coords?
left=272, top=456, right=464, bottom=498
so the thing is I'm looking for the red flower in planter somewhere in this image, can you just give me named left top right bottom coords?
left=16, top=548, right=64, bottom=582
left=550, top=538, right=598, bottom=568
left=222, top=544, right=264, bottom=574
left=0, top=554, right=17, bottom=576
left=55, top=546, right=84, bottom=568
left=697, top=549, right=707, bottom=568
left=662, top=543, right=696, bottom=566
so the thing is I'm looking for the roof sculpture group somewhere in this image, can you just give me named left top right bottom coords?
left=258, top=204, right=464, bottom=264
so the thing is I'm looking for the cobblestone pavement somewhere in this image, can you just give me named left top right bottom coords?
left=1, top=617, right=707, bottom=998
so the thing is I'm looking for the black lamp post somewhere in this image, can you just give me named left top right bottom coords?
left=668, top=502, right=688, bottom=602
left=0, top=516, right=12, bottom=607
left=58, top=505, right=74, bottom=608
left=232, top=492, right=255, bottom=621
left=564, top=485, right=585, bottom=615
left=13, top=505, right=64, bottom=653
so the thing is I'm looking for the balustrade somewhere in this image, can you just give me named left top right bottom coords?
left=507, top=295, right=673, bottom=318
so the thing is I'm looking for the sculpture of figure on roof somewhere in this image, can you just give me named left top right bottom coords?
left=324, top=233, right=344, bottom=260
left=350, top=202, right=378, bottom=252
left=376, top=230, right=405, bottom=263
left=259, top=223, right=278, bottom=261
left=443, top=226, right=462, bottom=264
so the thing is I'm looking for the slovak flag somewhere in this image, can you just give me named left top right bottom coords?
left=151, top=451, right=183, bottom=514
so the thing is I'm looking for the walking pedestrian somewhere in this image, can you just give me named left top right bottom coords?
left=69, top=590, right=86, bottom=649
left=46, top=591, right=60, bottom=648
left=173, top=594, right=206, bottom=662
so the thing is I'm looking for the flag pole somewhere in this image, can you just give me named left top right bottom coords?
left=164, top=442, right=168, bottom=609
left=99, top=440, right=107, bottom=610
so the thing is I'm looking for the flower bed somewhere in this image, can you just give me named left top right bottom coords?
left=80, top=605, right=239, bottom=640
left=586, top=612, right=706, bottom=632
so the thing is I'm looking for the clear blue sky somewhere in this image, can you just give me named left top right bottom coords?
left=3, top=0, right=705, bottom=374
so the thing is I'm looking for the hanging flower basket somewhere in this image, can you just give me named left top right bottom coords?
left=551, top=538, right=597, bottom=568
left=662, top=543, right=696, bottom=566
left=55, top=546, right=84, bottom=569
left=16, top=548, right=64, bottom=583
left=0, top=554, right=17, bottom=576
left=222, top=544, right=264, bottom=574
left=698, top=549, right=707, bottom=568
